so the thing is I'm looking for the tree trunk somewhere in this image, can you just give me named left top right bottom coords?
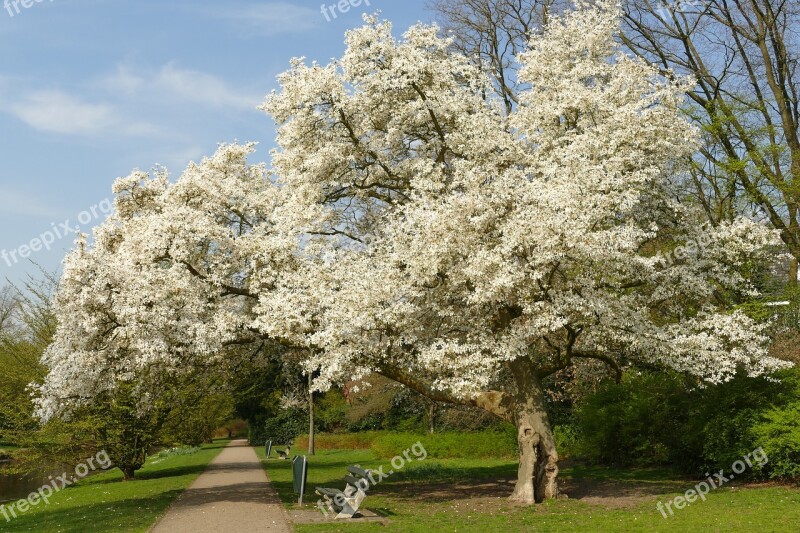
left=508, top=360, right=559, bottom=504
left=308, top=372, right=315, bottom=456
left=121, top=466, right=136, bottom=481
left=376, top=359, right=560, bottom=504
left=428, top=402, right=436, bottom=434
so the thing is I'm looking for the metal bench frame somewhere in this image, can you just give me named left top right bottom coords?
left=316, top=465, right=373, bottom=519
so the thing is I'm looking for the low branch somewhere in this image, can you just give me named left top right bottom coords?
left=376, top=364, right=511, bottom=422
left=572, top=350, right=623, bottom=383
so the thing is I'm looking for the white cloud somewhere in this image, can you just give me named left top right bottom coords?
left=100, top=65, right=145, bottom=96
left=154, top=64, right=260, bottom=109
left=7, top=90, right=115, bottom=135
left=100, top=63, right=262, bottom=111
left=0, top=187, right=65, bottom=219
left=4, top=90, right=156, bottom=136
left=214, top=2, right=321, bottom=35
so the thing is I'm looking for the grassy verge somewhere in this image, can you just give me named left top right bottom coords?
left=293, top=430, right=518, bottom=459
left=258, top=447, right=800, bottom=532
left=1, top=440, right=228, bottom=532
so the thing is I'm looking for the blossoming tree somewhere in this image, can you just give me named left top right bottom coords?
left=38, top=1, right=790, bottom=504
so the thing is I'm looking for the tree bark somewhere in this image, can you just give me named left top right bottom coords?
left=308, top=372, right=315, bottom=456
left=121, top=466, right=136, bottom=481
left=428, top=402, right=436, bottom=434
left=378, top=359, right=560, bottom=504
left=508, top=359, right=559, bottom=504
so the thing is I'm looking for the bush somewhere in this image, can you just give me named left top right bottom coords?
left=573, top=371, right=694, bottom=467
left=553, top=424, right=579, bottom=460
left=571, top=367, right=800, bottom=481
left=697, top=368, right=800, bottom=480
left=263, top=407, right=307, bottom=444
left=750, top=400, right=800, bottom=479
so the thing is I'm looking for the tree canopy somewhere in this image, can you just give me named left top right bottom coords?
left=35, top=1, right=791, bottom=504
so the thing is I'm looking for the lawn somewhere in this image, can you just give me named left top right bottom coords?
left=0, top=441, right=228, bottom=532
left=257, top=447, right=800, bottom=532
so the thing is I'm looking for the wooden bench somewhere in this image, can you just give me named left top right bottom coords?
left=315, top=465, right=373, bottom=519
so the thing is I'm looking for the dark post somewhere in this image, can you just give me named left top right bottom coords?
left=292, top=455, right=308, bottom=505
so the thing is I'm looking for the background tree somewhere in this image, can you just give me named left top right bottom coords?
left=0, top=277, right=52, bottom=445
left=429, top=0, right=569, bottom=115
left=620, top=0, right=800, bottom=282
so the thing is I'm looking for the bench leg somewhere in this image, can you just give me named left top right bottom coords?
left=334, top=490, right=367, bottom=519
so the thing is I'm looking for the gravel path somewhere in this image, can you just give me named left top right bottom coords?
left=150, top=439, right=293, bottom=533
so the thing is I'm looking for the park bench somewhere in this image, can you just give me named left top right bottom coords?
left=315, top=465, right=373, bottom=519
left=264, top=439, right=292, bottom=460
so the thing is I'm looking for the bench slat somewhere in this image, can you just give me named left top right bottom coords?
left=346, top=465, right=370, bottom=477
left=343, top=475, right=368, bottom=487
left=315, top=487, right=343, bottom=497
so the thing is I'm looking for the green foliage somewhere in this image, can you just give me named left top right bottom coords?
left=88, top=381, right=169, bottom=480
left=552, top=424, right=579, bottom=459
left=263, top=407, right=307, bottom=444
left=159, top=381, right=235, bottom=447
left=572, top=367, right=800, bottom=480
left=0, top=280, right=51, bottom=444
left=750, top=401, right=800, bottom=479
left=314, top=390, right=349, bottom=432
left=695, top=368, right=800, bottom=480
left=573, top=371, right=693, bottom=467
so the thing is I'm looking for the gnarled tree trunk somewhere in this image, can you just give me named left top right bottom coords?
left=508, top=359, right=559, bottom=504
left=378, top=358, right=560, bottom=504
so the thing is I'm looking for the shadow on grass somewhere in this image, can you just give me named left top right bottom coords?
left=264, top=454, right=520, bottom=506
left=2, top=490, right=184, bottom=532
left=266, top=451, right=697, bottom=508
left=561, top=462, right=691, bottom=484
left=80, top=463, right=211, bottom=486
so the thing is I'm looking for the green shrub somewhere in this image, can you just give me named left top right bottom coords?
left=315, top=390, right=350, bottom=433
left=571, top=367, right=800, bottom=481
left=573, top=371, right=694, bottom=467
left=263, top=407, right=307, bottom=444
left=750, top=400, right=800, bottom=479
left=553, top=424, right=579, bottom=459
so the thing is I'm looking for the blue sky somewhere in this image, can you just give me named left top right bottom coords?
left=0, top=0, right=432, bottom=285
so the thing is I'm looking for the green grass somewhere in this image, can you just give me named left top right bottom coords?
left=258, top=447, right=800, bottom=532
left=0, top=440, right=228, bottom=532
